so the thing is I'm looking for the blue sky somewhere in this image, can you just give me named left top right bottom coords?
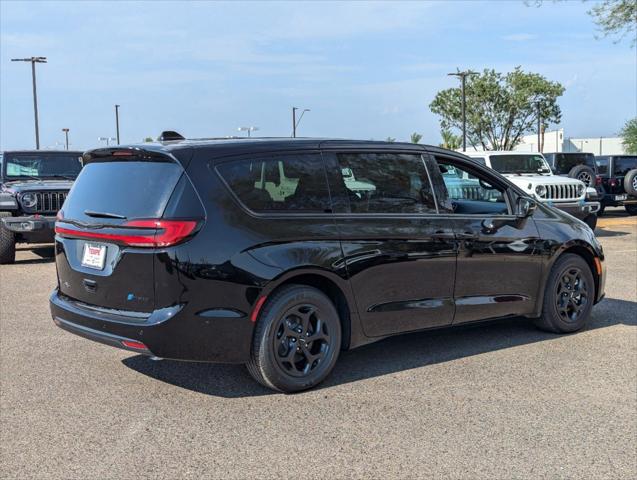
left=1, top=0, right=635, bottom=150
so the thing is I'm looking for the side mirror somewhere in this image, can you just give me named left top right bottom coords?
left=516, top=197, right=537, bottom=219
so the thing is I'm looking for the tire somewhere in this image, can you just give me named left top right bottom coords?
left=0, top=212, right=16, bottom=264
left=247, top=285, right=342, bottom=393
left=583, top=214, right=597, bottom=231
left=623, top=169, right=637, bottom=196
left=597, top=204, right=605, bottom=217
left=534, top=254, right=595, bottom=334
left=568, top=164, right=595, bottom=187
left=625, top=204, right=637, bottom=216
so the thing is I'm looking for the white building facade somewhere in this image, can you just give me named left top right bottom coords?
left=514, top=129, right=626, bottom=155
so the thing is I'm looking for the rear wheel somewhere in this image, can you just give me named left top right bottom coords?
left=625, top=204, right=637, bottom=216
left=535, top=254, right=594, bottom=333
left=247, top=285, right=341, bottom=393
left=0, top=212, right=16, bottom=264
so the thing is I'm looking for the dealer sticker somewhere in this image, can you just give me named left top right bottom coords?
left=81, top=243, right=106, bottom=270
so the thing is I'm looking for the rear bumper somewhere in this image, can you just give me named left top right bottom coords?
left=49, top=289, right=253, bottom=363
left=600, top=194, right=637, bottom=207
left=548, top=201, right=600, bottom=219
left=1, top=215, right=56, bottom=242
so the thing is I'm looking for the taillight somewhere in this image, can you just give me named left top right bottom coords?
left=595, top=176, right=602, bottom=186
left=54, top=219, right=199, bottom=247
left=609, top=179, right=617, bottom=187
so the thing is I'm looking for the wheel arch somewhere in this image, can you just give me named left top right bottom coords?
left=548, top=242, right=601, bottom=305
left=259, top=269, right=357, bottom=351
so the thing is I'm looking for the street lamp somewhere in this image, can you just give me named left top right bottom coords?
left=292, top=107, right=310, bottom=138
left=11, top=56, right=47, bottom=149
left=114, top=104, right=121, bottom=145
left=62, top=128, right=70, bottom=150
left=237, top=126, right=259, bottom=138
left=98, top=136, right=116, bottom=146
left=447, top=69, right=478, bottom=151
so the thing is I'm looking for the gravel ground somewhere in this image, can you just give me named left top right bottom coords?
left=1, top=210, right=636, bottom=479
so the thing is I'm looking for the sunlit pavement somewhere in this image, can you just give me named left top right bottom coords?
left=1, top=209, right=635, bottom=479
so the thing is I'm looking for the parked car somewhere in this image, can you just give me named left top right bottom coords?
left=0, top=150, right=83, bottom=264
left=50, top=138, right=605, bottom=392
left=543, top=152, right=597, bottom=188
left=464, top=151, right=599, bottom=230
left=594, top=155, right=637, bottom=215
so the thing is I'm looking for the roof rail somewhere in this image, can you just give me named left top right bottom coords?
left=158, top=130, right=185, bottom=141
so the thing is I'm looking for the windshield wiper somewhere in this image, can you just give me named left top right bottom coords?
left=84, top=210, right=127, bottom=220
left=47, top=174, right=76, bottom=180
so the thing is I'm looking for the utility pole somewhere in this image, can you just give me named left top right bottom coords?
left=114, top=104, right=121, bottom=145
left=11, top=56, right=47, bottom=149
left=447, top=70, right=477, bottom=151
left=536, top=101, right=542, bottom=153
left=62, top=128, right=69, bottom=150
left=292, top=107, right=310, bottom=138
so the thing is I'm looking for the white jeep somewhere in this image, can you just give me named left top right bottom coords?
left=465, top=151, right=600, bottom=230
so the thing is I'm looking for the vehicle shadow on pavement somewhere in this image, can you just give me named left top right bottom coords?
left=595, top=228, right=630, bottom=238
left=12, top=246, right=55, bottom=264
left=121, top=297, right=636, bottom=398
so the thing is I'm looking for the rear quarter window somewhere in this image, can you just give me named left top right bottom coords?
left=613, top=156, right=637, bottom=176
left=216, top=153, right=331, bottom=213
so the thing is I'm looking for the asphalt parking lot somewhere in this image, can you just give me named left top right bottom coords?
left=1, top=210, right=636, bottom=479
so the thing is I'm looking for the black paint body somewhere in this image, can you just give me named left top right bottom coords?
left=50, top=140, right=605, bottom=363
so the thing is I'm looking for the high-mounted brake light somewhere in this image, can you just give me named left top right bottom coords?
left=112, top=150, right=135, bottom=157
left=54, top=219, right=199, bottom=247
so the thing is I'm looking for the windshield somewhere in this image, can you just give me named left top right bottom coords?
left=489, top=154, right=551, bottom=174
left=553, top=153, right=596, bottom=174
left=3, top=153, right=83, bottom=179
left=613, top=156, right=637, bottom=176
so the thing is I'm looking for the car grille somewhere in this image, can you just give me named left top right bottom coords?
left=447, top=185, right=499, bottom=201
left=35, top=191, right=68, bottom=213
left=537, top=184, right=581, bottom=201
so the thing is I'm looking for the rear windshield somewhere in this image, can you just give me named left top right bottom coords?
left=63, top=161, right=183, bottom=221
left=613, top=156, right=637, bottom=176
left=553, top=153, right=596, bottom=174
left=3, top=153, right=83, bottom=179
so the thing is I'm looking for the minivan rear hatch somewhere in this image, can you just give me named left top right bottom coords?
left=54, top=147, right=194, bottom=313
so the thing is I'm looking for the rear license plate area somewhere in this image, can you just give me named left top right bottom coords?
left=81, top=243, right=106, bottom=270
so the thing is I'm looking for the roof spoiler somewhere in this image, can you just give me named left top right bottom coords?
left=82, top=146, right=179, bottom=165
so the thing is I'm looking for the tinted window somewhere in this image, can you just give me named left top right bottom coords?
left=335, top=152, right=436, bottom=214
left=613, top=156, right=637, bottom=176
left=4, top=153, right=83, bottom=179
left=553, top=153, right=596, bottom=174
left=438, top=161, right=508, bottom=215
left=595, top=156, right=609, bottom=175
left=489, top=154, right=551, bottom=174
left=63, top=161, right=183, bottom=221
left=470, top=157, right=486, bottom=166
left=217, top=154, right=330, bottom=212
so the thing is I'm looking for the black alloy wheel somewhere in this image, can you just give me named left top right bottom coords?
left=247, top=285, right=341, bottom=393
left=535, top=253, right=595, bottom=333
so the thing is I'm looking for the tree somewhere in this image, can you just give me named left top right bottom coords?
left=410, top=132, right=423, bottom=144
left=620, top=118, right=637, bottom=154
left=590, top=0, right=637, bottom=46
left=439, top=129, right=462, bottom=150
left=429, top=67, right=565, bottom=151
left=143, top=136, right=154, bottom=142
left=385, top=136, right=396, bottom=143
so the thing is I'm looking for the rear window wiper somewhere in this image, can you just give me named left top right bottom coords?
left=84, top=210, right=127, bottom=220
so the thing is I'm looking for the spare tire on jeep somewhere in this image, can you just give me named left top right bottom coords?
left=568, top=164, right=595, bottom=187
left=624, top=169, right=637, bottom=196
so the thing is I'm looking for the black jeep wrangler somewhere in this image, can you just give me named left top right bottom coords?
left=594, top=155, right=637, bottom=215
left=0, top=150, right=83, bottom=263
left=543, top=152, right=598, bottom=188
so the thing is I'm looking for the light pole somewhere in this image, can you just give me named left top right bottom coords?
left=237, top=126, right=259, bottom=138
left=292, top=107, right=310, bottom=138
left=11, top=56, right=47, bottom=149
left=447, top=70, right=478, bottom=151
left=114, top=104, right=121, bottom=145
left=62, top=128, right=69, bottom=150
left=98, top=136, right=116, bottom=146
left=536, top=101, right=542, bottom=153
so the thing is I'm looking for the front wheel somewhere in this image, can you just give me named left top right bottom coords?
left=535, top=254, right=595, bottom=333
left=247, top=285, right=342, bottom=393
left=0, top=212, right=16, bottom=264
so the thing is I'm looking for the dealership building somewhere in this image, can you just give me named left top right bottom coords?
left=513, top=129, right=626, bottom=155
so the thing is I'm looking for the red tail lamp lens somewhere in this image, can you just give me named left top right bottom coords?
left=54, top=219, right=198, bottom=247
left=595, top=176, right=602, bottom=186
left=121, top=340, right=148, bottom=350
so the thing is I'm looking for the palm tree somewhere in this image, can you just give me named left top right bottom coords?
left=410, top=132, right=423, bottom=144
left=439, top=129, right=462, bottom=150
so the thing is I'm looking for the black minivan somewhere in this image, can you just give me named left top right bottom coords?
left=50, top=138, right=606, bottom=392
